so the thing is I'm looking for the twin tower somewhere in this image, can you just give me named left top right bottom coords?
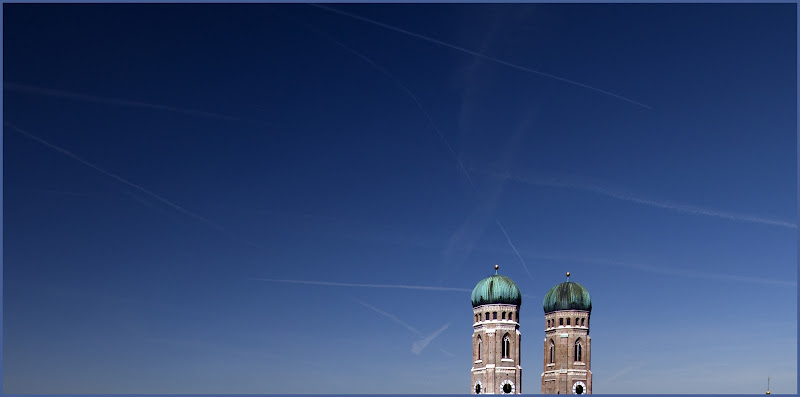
left=470, top=265, right=592, bottom=394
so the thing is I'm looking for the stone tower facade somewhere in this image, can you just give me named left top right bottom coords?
left=471, top=265, right=522, bottom=394
left=472, top=304, right=522, bottom=394
left=541, top=273, right=592, bottom=394
left=541, top=309, right=592, bottom=394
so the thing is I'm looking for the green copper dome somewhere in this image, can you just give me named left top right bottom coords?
left=471, top=271, right=522, bottom=308
left=543, top=280, right=591, bottom=313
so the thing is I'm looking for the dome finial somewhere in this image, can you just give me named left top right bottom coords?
left=566, top=271, right=571, bottom=281
left=495, top=264, right=499, bottom=274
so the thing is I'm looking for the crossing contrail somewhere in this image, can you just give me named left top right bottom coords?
left=311, top=4, right=652, bottom=110
left=287, top=16, right=478, bottom=191
left=412, top=322, right=451, bottom=355
left=355, top=299, right=451, bottom=355
left=290, top=16, right=530, bottom=279
left=5, top=122, right=252, bottom=245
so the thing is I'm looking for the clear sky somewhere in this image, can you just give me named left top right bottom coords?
left=3, top=3, right=796, bottom=395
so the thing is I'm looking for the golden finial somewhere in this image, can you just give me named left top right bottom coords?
left=766, top=377, right=771, bottom=394
left=566, top=271, right=571, bottom=277
left=494, top=264, right=499, bottom=275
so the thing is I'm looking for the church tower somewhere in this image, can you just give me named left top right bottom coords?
left=541, top=272, right=592, bottom=394
left=471, top=265, right=522, bottom=394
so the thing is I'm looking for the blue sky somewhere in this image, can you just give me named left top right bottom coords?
left=3, top=3, right=796, bottom=394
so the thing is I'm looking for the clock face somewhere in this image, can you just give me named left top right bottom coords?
left=500, top=380, right=515, bottom=394
left=572, top=381, right=586, bottom=395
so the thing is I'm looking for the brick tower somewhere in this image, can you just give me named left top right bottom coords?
left=471, top=265, right=522, bottom=394
left=541, top=272, right=592, bottom=394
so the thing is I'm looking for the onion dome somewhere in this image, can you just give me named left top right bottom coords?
left=471, top=265, right=522, bottom=308
left=543, top=272, right=591, bottom=313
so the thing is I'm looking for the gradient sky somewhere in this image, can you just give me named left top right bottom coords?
left=3, top=3, right=797, bottom=394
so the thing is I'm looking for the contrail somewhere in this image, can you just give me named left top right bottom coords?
left=412, top=322, right=451, bottom=355
left=291, top=16, right=529, bottom=278
left=439, top=347, right=456, bottom=357
left=7, top=187, right=87, bottom=197
left=311, top=4, right=652, bottom=110
left=4, top=82, right=263, bottom=124
left=539, top=252, right=797, bottom=287
left=492, top=170, right=797, bottom=229
left=355, top=299, right=451, bottom=355
left=355, top=299, right=421, bottom=335
left=607, top=364, right=644, bottom=383
left=253, top=278, right=472, bottom=292
left=598, top=188, right=797, bottom=229
left=495, top=218, right=534, bottom=281
left=5, top=122, right=252, bottom=245
left=287, top=16, right=478, bottom=191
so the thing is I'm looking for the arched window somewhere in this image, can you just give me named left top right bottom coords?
left=575, top=338, right=582, bottom=362
left=502, top=311, right=506, bottom=320
left=581, top=318, right=585, bottom=326
left=549, top=339, right=555, bottom=363
left=502, top=334, right=511, bottom=358
left=485, top=312, right=490, bottom=321
left=477, top=336, right=482, bottom=360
